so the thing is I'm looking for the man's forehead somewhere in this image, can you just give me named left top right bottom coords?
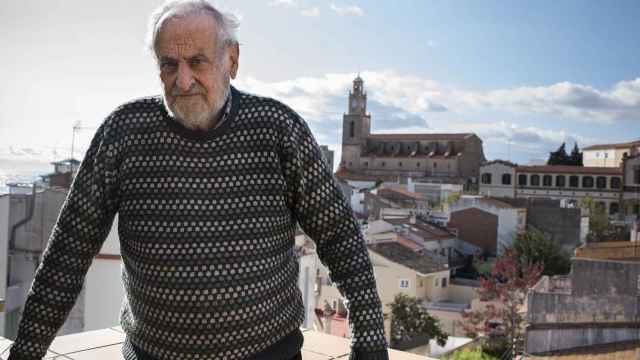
left=156, top=14, right=218, bottom=53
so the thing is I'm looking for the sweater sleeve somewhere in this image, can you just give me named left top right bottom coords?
left=281, top=113, right=389, bottom=360
left=8, top=121, right=119, bottom=360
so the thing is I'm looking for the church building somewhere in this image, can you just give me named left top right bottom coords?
left=337, top=76, right=486, bottom=184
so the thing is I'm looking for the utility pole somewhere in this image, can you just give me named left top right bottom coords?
left=70, top=122, right=94, bottom=160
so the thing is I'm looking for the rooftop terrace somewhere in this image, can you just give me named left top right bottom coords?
left=0, top=327, right=434, bottom=360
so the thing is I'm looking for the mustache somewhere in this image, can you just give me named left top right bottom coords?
left=171, top=84, right=207, bottom=96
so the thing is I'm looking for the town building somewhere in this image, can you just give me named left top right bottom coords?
left=479, top=161, right=624, bottom=216
left=447, top=196, right=527, bottom=256
left=337, top=76, right=486, bottom=186
left=582, top=139, right=640, bottom=168
left=622, top=154, right=640, bottom=221
left=319, top=145, right=335, bottom=173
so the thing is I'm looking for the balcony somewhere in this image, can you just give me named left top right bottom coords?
left=0, top=327, right=434, bottom=360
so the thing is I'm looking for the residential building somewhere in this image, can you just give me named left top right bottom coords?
left=622, top=154, right=640, bottom=221
left=447, top=196, right=527, bottom=256
left=582, top=139, right=640, bottom=167
left=479, top=162, right=624, bottom=216
left=337, top=76, right=486, bottom=185
left=319, top=145, right=335, bottom=172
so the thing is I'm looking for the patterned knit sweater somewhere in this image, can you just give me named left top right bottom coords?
left=8, top=86, right=389, bottom=360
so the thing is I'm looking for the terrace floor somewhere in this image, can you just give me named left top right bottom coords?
left=0, top=326, right=434, bottom=360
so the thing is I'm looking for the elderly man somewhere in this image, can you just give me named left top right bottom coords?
left=8, top=1, right=388, bottom=360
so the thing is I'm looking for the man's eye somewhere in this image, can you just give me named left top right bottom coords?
left=160, top=62, right=177, bottom=72
left=189, top=58, right=204, bottom=67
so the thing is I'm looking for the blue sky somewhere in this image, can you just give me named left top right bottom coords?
left=1, top=0, right=639, bottom=177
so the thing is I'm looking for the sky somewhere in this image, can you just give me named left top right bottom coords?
left=1, top=0, right=640, bottom=184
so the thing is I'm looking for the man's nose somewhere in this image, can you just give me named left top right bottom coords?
left=176, top=63, right=195, bottom=92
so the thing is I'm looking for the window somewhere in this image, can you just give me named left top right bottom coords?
left=635, top=204, right=640, bottom=215
left=364, top=162, right=368, bottom=167
left=417, top=162, right=421, bottom=167
left=399, top=279, right=409, bottom=289
left=635, top=167, right=640, bottom=184
left=531, top=174, right=540, bottom=186
left=502, top=174, right=512, bottom=185
left=381, top=162, right=385, bottom=167
left=399, top=162, right=403, bottom=167
left=434, top=278, right=439, bottom=287
left=349, top=121, right=355, bottom=138
left=481, top=173, right=492, bottom=184
left=518, top=174, right=527, bottom=186
left=442, top=278, right=448, bottom=287
left=434, top=162, right=438, bottom=168
left=556, top=175, right=566, bottom=187
left=596, top=176, right=607, bottom=189
left=610, top=202, right=619, bottom=215
left=569, top=176, right=579, bottom=188
left=582, top=176, right=594, bottom=188
left=596, top=152, right=600, bottom=158
left=611, top=177, right=621, bottom=189
left=623, top=152, right=629, bottom=158
left=419, top=280, right=423, bottom=287
left=543, top=175, right=553, bottom=187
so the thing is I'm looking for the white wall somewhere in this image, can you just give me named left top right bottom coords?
left=298, top=252, right=318, bottom=329
left=83, top=217, right=123, bottom=331
left=0, top=195, right=9, bottom=335
left=84, top=259, right=124, bottom=331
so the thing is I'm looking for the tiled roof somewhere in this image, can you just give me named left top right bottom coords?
left=0, top=326, right=432, bottom=360
left=482, top=159, right=518, bottom=167
left=378, top=187, right=425, bottom=201
left=583, top=140, right=640, bottom=151
left=368, top=133, right=474, bottom=141
left=334, top=169, right=399, bottom=182
left=515, top=165, right=623, bottom=175
left=368, top=241, right=448, bottom=274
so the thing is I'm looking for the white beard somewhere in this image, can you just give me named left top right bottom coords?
left=164, top=84, right=229, bottom=131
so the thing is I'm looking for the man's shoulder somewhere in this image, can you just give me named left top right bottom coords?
left=234, top=88, right=304, bottom=129
left=109, top=95, right=165, bottom=119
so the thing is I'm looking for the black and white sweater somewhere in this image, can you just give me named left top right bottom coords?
left=8, top=86, right=389, bottom=360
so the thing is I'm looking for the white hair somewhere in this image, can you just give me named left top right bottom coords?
left=146, top=0, right=239, bottom=55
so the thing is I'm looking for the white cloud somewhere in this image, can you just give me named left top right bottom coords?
left=427, top=40, right=439, bottom=48
left=268, top=0, right=297, bottom=8
left=329, top=3, right=364, bottom=16
left=300, top=7, right=320, bottom=17
left=458, top=79, right=640, bottom=124
left=234, top=70, right=637, bottom=162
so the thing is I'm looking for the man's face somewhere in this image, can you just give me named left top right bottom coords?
left=155, top=14, right=239, bottom=130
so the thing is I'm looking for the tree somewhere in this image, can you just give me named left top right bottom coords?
left=547, top=142, right=569, bottom=165
left=513, top=227, right=571, bottom=276
left=569, top=142, right=583, bottom=166
left=445, top=348, right=497, bottom=360
left=387, top=293, right=448, bottom=347
left=461, top=249, right=543, bottom=356
left=580, top=197, right=626, bottom=242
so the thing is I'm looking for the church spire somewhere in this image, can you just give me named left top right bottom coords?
left=349, top=75, right=367, bottom=115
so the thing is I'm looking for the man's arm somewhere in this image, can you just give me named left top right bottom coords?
left=281, top=112, right=389, bottom=360
left=9, top=121, right=119, bottom=360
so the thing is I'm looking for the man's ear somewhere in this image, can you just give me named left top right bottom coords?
left=229, top=43, right=239, bottom=79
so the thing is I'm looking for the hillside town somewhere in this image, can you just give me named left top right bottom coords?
left=1, top=76, right=639, bottom=359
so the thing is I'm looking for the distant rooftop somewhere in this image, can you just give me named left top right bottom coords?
left=368, top=241, right=448, bottom=275
left=516, top=165, right=623, bottom=175
left=582, top=140, right=640, bottom=151
left=0, top=327, right=432, bottom=360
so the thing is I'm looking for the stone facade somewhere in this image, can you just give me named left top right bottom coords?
left=526, top=258, right=640, bottom=355
left=338, top=76, right=486, bottom=184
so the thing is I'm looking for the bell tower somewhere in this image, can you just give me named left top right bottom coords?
left=341, top=75, right=371, bottom=170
